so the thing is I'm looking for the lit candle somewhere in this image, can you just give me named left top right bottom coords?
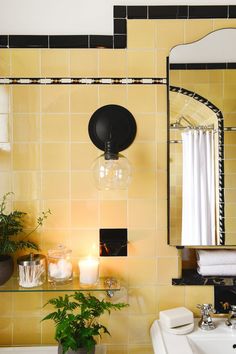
left=78, top=257, right=99, bottom=285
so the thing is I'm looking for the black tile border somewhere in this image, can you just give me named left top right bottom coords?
left=0, top=5, right=235, bottom=48
left=170, top=63, right=236, bottom=70
left=172, top=269, right=236, bottom=287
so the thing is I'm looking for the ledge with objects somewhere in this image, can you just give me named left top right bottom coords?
left=172, top=248, right=236, bottom=286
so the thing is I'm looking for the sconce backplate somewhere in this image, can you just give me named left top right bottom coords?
left=88, top=104, right=136, bottom=152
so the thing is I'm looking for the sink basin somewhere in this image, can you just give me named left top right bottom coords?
left=150, top=318, right=236, bottom=354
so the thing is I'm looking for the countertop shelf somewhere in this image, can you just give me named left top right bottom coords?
left=172, top=269, right=236, bottom=286
left=0, top=277, right=120, bottom=296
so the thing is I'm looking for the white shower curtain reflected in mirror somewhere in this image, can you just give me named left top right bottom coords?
left=181, top=129, right=216, bottom=245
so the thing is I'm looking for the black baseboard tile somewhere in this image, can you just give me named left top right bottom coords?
left=49, top=35, right=88, bottom=48
left=127, top=6, right=148, bottom=19
left=89, top=35, right=113, bottom=48
left=9, top=35, right=48, bottom=48
left=148, top=6, right=188, bottom=19
left=229, top=5, right=236, bottom=18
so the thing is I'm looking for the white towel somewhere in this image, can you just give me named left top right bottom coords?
left=196, top=250, right=236, bottom=266
left=197, top=264, right=236, bottom=276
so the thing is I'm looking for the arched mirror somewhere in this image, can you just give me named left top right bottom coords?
left=168, top=28, right=236, bottom=246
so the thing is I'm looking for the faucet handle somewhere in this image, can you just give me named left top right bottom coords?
left=197, top=304, right=215, bottom=315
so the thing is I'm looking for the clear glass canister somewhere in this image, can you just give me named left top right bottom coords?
left=17, top=253, right=46, bottom=288
left=47, top=244, right=73, bottom=283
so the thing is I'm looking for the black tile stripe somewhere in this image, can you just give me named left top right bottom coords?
left=0, top=35, right=8, bottom=48
left=149, top=6, right=188, bottom=19
left=49, top=35, right=88, bottom=48
left=0, top=6, right=234, bottom=49
left=9, top=35, right=48, bottom=48
left=170, top=63, right=236, bottom=70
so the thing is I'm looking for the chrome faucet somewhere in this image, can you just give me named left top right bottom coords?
left=225, top=305, right=236, bottom=329
left=197, top=304, right=216, bottom=330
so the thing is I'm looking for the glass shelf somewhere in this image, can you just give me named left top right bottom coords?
left=0, top=277, right=120, bottom=297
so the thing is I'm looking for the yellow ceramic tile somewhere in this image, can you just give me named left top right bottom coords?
left=100, top=200, right=127, bottom=228
left=128, top=314, right=155, bottom=344
left=127, top=142, right=156, bottom=170
left=99, top=49, right=127, bottom=77
left=71, top=170, right=98, bottom=199
left=11, top=49, right=40, bottom=77
left=134, top=114, right=156, bottom=141
left=13, top=293, right=42, bottom=316
left=156, top=20, right=185, bottom=50
left=100, top=259, right=129, bottom=289
left=41, top=85, right=70, bottom=113
left=41, top=114, right=69, bottom=141
left=213, top=19, right=236, bottom=30
left=185, top=20, right=213, bottom=43
left=0, top=293, right=13, bottom=316
left=106, top=346, right=128, bottom=354
left=41, top=143, right=69, bottom=170
left=41, top=229, right=70, bottom=253
left=12, top=86, right=40, bottom=113
left=42, top=200, right=70, bottom=228
left=127, top=50, right=155, bottom=77
left=0, top=318, right=12, bottom=345
left=70, top=49, right=99, bottom=77
left=127, top=86, right=156, bottom=113
left=70, top=86, right=98, bottom=113
left=128, top=258, right=157, bottom=287
left=71, top=143, right=98, bottom=170
left=0, top=172, right=12, bottom=195
left=128, top=170, right=156, bottom=199
left=99, top=86, right=127, bottom=107
left=128, top=199, right=156, bottom=229
left=41, top=172, right=69, bottom=199
left=157, top=285, right=185, bottom=312
left=69, top=229, right=98, bottom=258
left=13, top=113, right=39, bottom=142
left=185, top=286, right=214, bottom=316
left=128, top=344, right=153, bottom=354
left=41, top=319, right=57, bottom=344
left=71, top=200, right=99, bottom=228
left=13, top=317, right=41, bottom=345
left=100, top=314, right=129, bottom=345
left=157, top=257, right=179, bottom=285
left=41, top=49, right=69, bottom=77
left=0, top=50, right=11, bottom=77
left=128, top=286, right=157, bottom=314
left=128, top=230, right=157, bottom=257
left=0, top=86, right=10, bottom=113
left=156, top=49, right=169, bottom=77
left=13, top=143, right=39, bottom=170
left=156, top=229, right=179, bottom=257
left=127, top=20, right=156, bottom=49
left=157, top=143, right=167, bottom=170
left=70, top=113, right=90, bottom=142
left=13, top=171, right=40, bottom=200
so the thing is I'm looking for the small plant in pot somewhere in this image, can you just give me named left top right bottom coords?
left=42, top=292, right=129, bottom=354
left=0, top=192, right=50, bottom=285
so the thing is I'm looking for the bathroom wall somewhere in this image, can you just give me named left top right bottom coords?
left=0, top=17, right=236, bottom=353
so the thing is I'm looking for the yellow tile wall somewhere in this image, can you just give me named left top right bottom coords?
left=0, top=18, right=234, bottom=353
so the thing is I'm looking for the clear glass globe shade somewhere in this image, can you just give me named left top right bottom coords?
left=92, top=153, right=132, bottom=190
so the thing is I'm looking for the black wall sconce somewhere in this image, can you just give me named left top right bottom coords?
left=88, top=104, right=137, bottom=190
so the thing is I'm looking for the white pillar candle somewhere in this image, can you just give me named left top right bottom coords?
left=79, top=257, right=99, bottom=285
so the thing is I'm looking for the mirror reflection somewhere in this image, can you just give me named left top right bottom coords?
left=168, top=28, right=236, bottom=246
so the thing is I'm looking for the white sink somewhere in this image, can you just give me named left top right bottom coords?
left=150, top=318, right=236, bottom=354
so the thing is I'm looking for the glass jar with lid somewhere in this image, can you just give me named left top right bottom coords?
left=48, top=244, right=73, bottom=283
left=17, top=253, right=46, bottom=288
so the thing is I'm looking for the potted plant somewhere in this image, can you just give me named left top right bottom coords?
left=42, top=291, right=128, bottom=354
left=0, top=192, right=50, bottom=285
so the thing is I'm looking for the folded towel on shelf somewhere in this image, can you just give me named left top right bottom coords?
left=196, top=250, right=236, bottom=266
left=197, top=264, right=236, bottom=276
